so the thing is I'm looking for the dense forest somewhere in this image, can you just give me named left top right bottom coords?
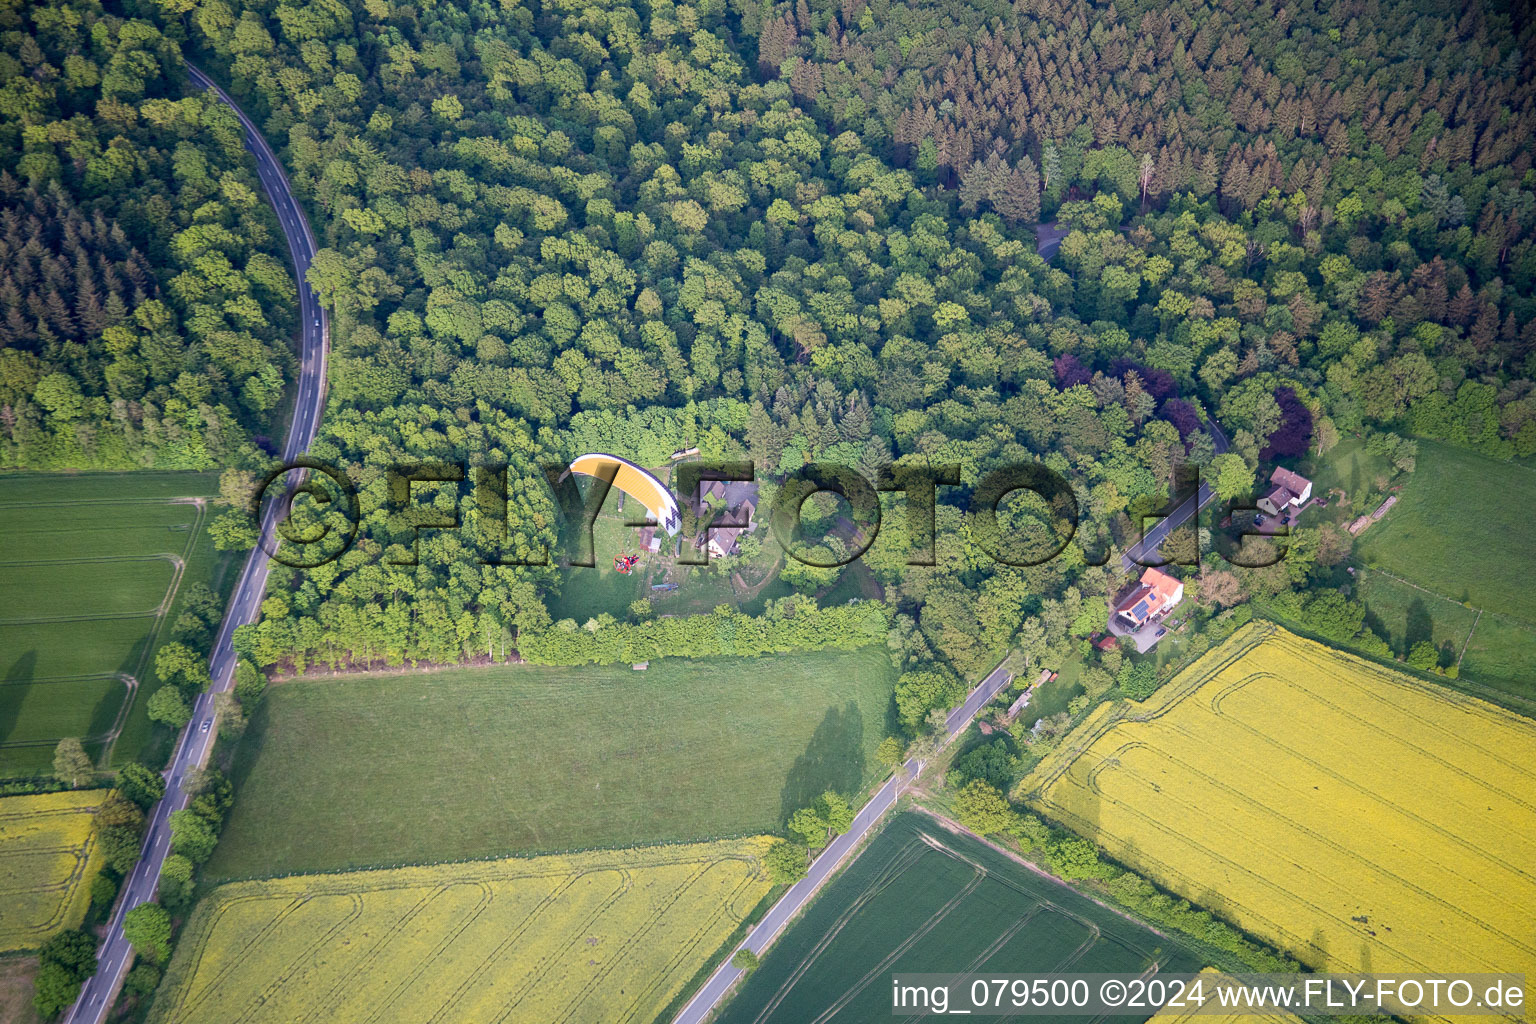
left=0, top=0, right=295, bottom=469
left=3, top=0, right=1534, bottom=731
left=133, top=0, right=1528, bottom=709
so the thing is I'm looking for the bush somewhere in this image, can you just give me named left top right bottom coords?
left=123, top=963, right=161, bottom=998
left=88, top=872, right=118, bottom=911
left=953, top=781, right=1022, bottom=837
left=730, top=948, right=761, bottom=971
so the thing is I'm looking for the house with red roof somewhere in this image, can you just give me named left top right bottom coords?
left=1112, top=567, right=1185, bottom=630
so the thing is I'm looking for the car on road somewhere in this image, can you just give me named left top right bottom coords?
left=200, top=719, right=212, bottom=733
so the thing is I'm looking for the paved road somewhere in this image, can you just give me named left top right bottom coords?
left=672, top=659, right=1015, bottom=1024
left=1120, top=420, right=1230, bottom=573
left=63, top=62, right=329, bottom=1024
left=1035, top=222, right=1071, bottom=261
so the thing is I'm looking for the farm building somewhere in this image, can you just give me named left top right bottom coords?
left=1258, top=466, right=1314, bottom=516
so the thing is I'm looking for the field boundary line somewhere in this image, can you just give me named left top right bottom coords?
left=0, top=496, right=210, bottom=510
left=97, top=498, right=206, bottom=768
left=0, top=553, right=186, bottom=569
left=917, top=808, right=1172, bottom=944
left=1457, top=608, right=1483, bottom=669
left=1353, top=559, right=1536, bottom=632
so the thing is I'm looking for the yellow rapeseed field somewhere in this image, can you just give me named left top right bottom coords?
left=0, top=789, right=108, bottom=951
left=150, top=836, right=776, bottom=1024
left=1025, top=623, right=1536, bottom=1003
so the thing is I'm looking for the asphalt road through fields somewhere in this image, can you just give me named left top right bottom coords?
left=62, top=63, right=330, bottom=1024
left=671, top=660, right=1015, bottom=1024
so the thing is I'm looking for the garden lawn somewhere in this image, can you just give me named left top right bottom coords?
left=1304, top=436, right=1393, bottom=504
left=205, top=647, right=897, bottom=880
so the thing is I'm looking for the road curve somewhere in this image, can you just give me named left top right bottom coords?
left=63, top=62, right=329, bottom=1024
left=1120, top=419, right=1231, bottom=573
left=672, top=659, right=1015, bottom=1024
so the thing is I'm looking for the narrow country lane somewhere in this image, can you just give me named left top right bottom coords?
left=1120, top=419, right=1231, bottom=573
left=62, top=62, right=330, bottom=1024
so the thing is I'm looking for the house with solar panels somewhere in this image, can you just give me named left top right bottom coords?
left=1112, top=567, right=1185, bottom=631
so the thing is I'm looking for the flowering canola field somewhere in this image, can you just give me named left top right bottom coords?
left=0, top=789, right=107, bottom=951
left=1025, top=623, right=1536, bottom=994
left=150, top=836, right=776, bottom=1024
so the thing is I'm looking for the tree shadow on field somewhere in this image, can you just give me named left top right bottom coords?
left=1405, top=598, right=1434, bottom=651
left=0, top=651, right=38, bottom=752
left=1361, top=606, right=1390, bottom=649
left=779, top=702, right=864, bottom=823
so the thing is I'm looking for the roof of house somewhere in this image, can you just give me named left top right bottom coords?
left=1264, top=484, right=1295, bottom=507
left=1114, top=584, right=1156, bottom=622
left=708, top=524, right=747, bottom=553
left=1115, top=568, right=1183, bottom=622
left=1141, top=566, right=1182, bottom=603
left=1270, top=466, right=1312, bottom=494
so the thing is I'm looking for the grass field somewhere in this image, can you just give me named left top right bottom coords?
left=1342, top=441, right=1536, bottom=699
left=1352, top=569, right=1479, bottom=662
left=150, top=837, right=775, bottom=1024
left=717, top=812, right=1200, bottom=1024
left=206, top=648, right=896, bottom=880
left=1461, top=612, right=1536, bottom=690
left=0, top=790, right=108, bottom=952
left=1023, top=623, right=1536, bottom=1004
left=1356, top=440, right=1536, bottom=618
left=0, top=472, right=222, bottom=775
left=0, top=957, right=43, bottom=1024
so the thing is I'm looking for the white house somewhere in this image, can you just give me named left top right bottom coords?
left=1258, top=466, right=1313, bottom=516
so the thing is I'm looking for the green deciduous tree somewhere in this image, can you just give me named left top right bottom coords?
left=763, top=839, right=807, bottom=884
left=146, top=687, right=192, bottom=729
left=52, top=738, right=93, bottom=788
left=123, top=903, right=172, bottom=963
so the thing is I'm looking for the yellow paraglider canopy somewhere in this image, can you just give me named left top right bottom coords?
left=568, top=454, right=683, bottom=535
